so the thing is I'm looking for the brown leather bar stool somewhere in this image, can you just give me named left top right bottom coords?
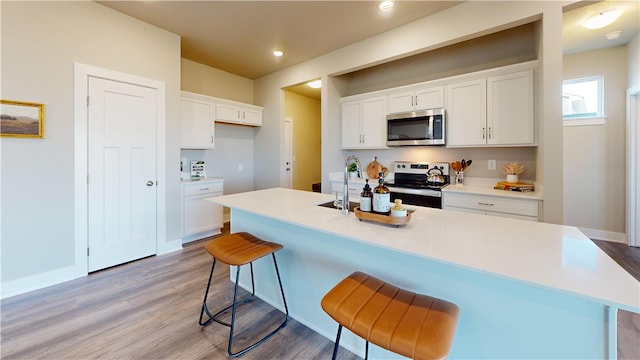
left=321, top=271, right=459, bottom=360
left=199, top=232, right=288, bottom=357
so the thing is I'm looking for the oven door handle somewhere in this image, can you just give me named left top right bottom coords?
left=388, top=186, right=442, bottom=198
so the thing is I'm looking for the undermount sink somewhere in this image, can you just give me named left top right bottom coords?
left=317, top=201, right=359, bottom=212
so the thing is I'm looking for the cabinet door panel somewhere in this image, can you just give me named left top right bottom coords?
left=361, top=97, right=387, bottom=147
left=242, top=108, right=262, bottom=126
left=415, top=86, right=444, bottom=110
left=446, top=79, right=486, bottom=146
left=184, top=195, right=222, bottom=235
left=216, top=103, right=240, bottom=123
left=180, top=98, right=214, bottom=149
left=388, top=90, right=415, bottom=114
left=341, top=101, right=362, bottom=148
left=488, top=70, right=534, bottom=145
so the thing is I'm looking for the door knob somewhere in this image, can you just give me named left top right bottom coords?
left=146, top=180, right=155, bottom=186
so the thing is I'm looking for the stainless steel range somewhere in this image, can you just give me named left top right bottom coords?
left=386, top=161, right=450, bottom=209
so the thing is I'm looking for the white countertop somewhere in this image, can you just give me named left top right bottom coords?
left=210, top=188, right=639, bottom=312
left=330, top=173, right=543, bottom=200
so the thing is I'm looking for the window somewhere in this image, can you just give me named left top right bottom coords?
left=562, top=75, right=605, bottom=126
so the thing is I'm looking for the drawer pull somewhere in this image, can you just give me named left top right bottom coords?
left=200, top=187, right=210, bottom=191
left=478, top=202, right=494, bottom=206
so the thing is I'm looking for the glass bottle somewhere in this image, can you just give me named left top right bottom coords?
left=360, top=179, right=372, bottom=212
left=372, top=172, right=390, bottom=214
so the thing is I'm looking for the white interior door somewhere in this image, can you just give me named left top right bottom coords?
left=88, top=76, right=157, bottom=272
left=283, top=117, right=293, bottom=188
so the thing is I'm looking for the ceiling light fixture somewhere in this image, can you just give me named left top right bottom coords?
left=307, top=80, right=322, bottom=89
left=273, top=50, right=284, bottom=57
left=582, top=9, right=622, bottom=29
left=605, top=30, right=622, bottom=40
left=379, top=0, right=394, bottom=11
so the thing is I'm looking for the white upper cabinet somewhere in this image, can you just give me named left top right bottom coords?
left=387, top=85, right=444, bottom=114
left=487, top=70, right=534, bottom=145
left=180, top=93, right=215, bottom=149
left=341, top=95, right=388, bottom=149
left=446, top=78, right=487, bottom=146
left=447, top=69, right=535, bottom=147
left=216, top=101, right=263, bottom=126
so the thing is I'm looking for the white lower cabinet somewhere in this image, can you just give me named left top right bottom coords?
left=443, top=192, right=541, bottom=221
left=330, top=180, right=362, bottom=202
left=182, top=179, right=224, bottom=243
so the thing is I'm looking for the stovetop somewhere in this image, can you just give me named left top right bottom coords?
left=388, top=161, right=451, bottom=191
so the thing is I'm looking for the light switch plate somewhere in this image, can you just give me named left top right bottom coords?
left=488, top=160, right=497, bottom=170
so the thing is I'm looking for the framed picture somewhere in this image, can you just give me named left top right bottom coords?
left=1, top=99, right=45, bottom=138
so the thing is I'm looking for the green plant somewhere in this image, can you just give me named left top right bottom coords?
left=348, top=162, right=358, bottom=172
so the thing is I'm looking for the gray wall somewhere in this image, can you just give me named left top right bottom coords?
left=1, top=2, right=181, bottom=293
left=563, top=46, right=628, bottom=236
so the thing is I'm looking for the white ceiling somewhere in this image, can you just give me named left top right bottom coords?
left=98, top=1, right=639, bottom=99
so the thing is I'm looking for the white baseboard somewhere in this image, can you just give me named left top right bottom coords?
left=1, top=265, right=84, bottom=300
left=3, top=238, right=184, bottom=300
left=579, top=227, right=627, bottom=244
left=158, top=237, right=183, bottom=255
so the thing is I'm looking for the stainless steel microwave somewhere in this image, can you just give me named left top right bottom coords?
left=386, top=108, right=446, bottom=146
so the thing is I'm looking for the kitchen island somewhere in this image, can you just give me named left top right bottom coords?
left=209, top=188, right=639, bottom=359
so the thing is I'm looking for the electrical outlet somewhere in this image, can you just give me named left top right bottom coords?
left=488, top=160, right=497, bottom=170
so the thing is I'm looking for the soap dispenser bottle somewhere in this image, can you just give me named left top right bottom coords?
left=360, top=179, right=372, bottom=212
left=372, top=172, right=390, bottom=214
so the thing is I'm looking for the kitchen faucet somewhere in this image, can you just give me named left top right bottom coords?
left=342, top=155, right=361, bottom=214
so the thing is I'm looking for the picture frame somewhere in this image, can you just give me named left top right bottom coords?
left=1, top=99, right=45, bottom=138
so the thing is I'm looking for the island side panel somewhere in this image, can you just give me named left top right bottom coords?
left=230, top=209, right=609, bottom=359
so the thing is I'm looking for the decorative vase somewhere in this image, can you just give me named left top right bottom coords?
left=506, top=174, right=518, bottom=183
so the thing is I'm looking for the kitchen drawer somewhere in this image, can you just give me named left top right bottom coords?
left=183, top=182, right=223, bottom=196
left=444, top=192, right=539, bottom=217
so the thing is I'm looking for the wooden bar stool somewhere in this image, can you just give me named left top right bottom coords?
left=199, top=232, right=288, bottom=357
left=321, top=271, right=459, bottom=360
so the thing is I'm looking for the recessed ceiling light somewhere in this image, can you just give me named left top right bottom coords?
left=582, top=9, right=622, bottom=29
left=605, top=30, right=622, bottom=40
left=273, top=50, right=284, bottom=57
left=307, top=80, right=322, bottom=89
left=379, top=1, right=394, bottom=11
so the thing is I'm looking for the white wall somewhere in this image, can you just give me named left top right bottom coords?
left=629, top=33, right=640, bottom=90
left=0, top=2, right=181, bottom=296
left=563, top=46, right=628, bottom=240
left=254, top=1, right=568, bottom=224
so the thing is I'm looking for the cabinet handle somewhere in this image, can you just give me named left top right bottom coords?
left=411, top=96, right=414, bottom=107
left=362, top=134, right=365, bottom=143
left=237, top=110, right=240, bottom=119
left=414, top=95, right=417, bottom=107
left=478, top=202, right=494, bottom=206
left=488, top=126, right=492, bottom=139
left=242, top=111, right=246, bottom=120
left=210, top=135, right=213, bottom=143
left=200, top=187, right=210, bottom=191
left=482, top=127, right=486, bottom=139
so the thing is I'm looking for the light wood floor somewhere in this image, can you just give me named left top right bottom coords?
left=1, top=227, right=638, bottom=359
